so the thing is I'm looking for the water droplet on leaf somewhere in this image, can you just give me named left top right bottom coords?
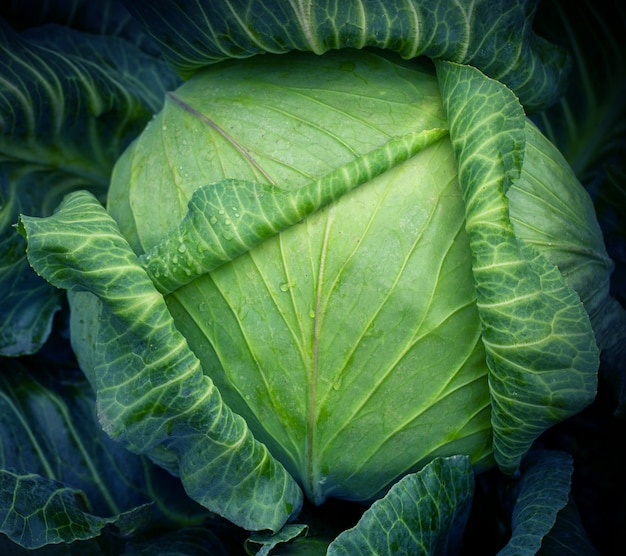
left=332, top=376, right=343, bottom=391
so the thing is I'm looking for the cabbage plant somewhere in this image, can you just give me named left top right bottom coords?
left=3, top=0, right=625, bottom=553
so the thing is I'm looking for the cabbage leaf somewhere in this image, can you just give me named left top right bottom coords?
left=18, top=191, right=302, bottom=532
left=122, top=0, right=569, bottom=111
left=107, top=50, right=494, bottom=504
left=0, top=11, right=180, bottom=356
left=497, top=450, right=573, bottom=555
left=0, top=360, right=195, bottom=549
left=435, top=61, right=598, bottom=474
left=140, top=128, right=446, bottom=294
left=327, top=455, right=474, bottom=555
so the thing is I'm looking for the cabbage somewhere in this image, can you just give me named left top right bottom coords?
left=15, top=2, right=623, bottom=547
left=20, top=47, right=612, bottom=531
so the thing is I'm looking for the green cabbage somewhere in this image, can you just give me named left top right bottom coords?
left=11, top=0, right=623, bottom=547
left=58, top=50, right=607, bottom=506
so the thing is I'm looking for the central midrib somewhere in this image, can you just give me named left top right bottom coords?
left=306, top=208, right=334, bottom=502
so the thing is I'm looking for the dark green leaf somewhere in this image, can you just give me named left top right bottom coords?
left=2, top=0, right=162, bottom=56
left=245, top=524, right=308, bottom=555
left=537, top=498, right=600, bottom=556
left=498, top=450, right=574, bottom=555
left=326, top=456, right=474, bottom=556
left=0, top=468, right=151, bottom=550
left=0, top=165, right=92, bottom=356
left=122, top=0, right=569, bottom=111
left=0, top=16, right=180, bottom=355
left=0, top=361, right=160, bottom=549
left=533, top=0, right=626, bottom=183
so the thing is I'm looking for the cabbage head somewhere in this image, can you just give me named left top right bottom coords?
left=20, top=48, right=614, bottom=531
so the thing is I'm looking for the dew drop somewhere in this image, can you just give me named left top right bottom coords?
left=223, top=231, right=234, bottom=241
left=224, top=218, right=231, bottom=226
left=209, top=215, right=218, bottom=225
left=332, top=376, right=343, bottom=391
left=279, top=282, right=290, bottom=292
left=238, top=305, right=249, bottom=319
left=178, top=244, right=187, bottom=253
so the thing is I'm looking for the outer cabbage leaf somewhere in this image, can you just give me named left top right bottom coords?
left=0, top=470, right=151, bottom=550
left=326, top=455, right=474, bottom=556
left=0, top=167, right=65, bottom=355
left=435, top=61, right=599, bottom=475
left=533, top=0, right=626, bottom=414
left=18, top=191, right=302, bottom=533
left=0, top=18, right=176, bottom=188
left=497, top=450, right=573, bottom=556
left=506, top=122, right=615, bottom=334
left=0, top=361, right=165, bottom=549
left=0, top=16, right=180, bottom=355
left=122, top=0, right=569, bottom=111
left=245, top=524, right=308, bottom=555
left=2, top=0, right=161, bottom=57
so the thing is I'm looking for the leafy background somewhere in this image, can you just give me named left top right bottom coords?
left=1, top=0, right=625, bottom=554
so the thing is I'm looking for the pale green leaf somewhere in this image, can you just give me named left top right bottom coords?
left=506, top=121, right=615, bottom=333
left=18, top=191, right=302, bottom=532
left=435, top=60, right=598, bottom=475
left=326, top=455, right=474, bottom=556
left=0, top=13, right=180, bottom=355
